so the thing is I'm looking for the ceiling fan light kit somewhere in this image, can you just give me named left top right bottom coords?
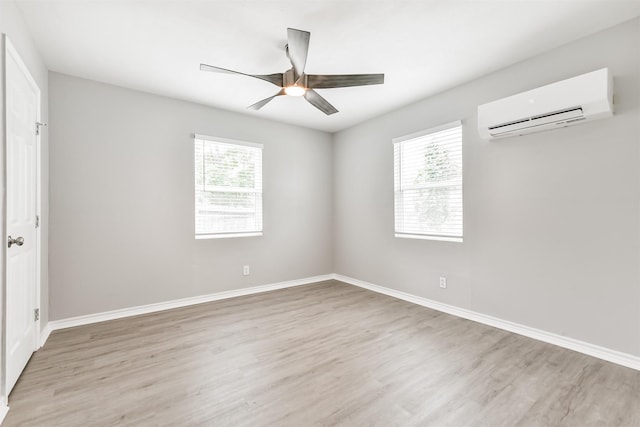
left=284, top=85, right=305, bottom=97
left=200, top=28, right=384, bottom=115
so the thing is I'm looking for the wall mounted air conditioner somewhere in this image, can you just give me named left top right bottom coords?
left=477, top=68, right=613, bottom=140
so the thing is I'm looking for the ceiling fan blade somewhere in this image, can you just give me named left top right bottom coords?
left=306, top=73, right=384, bottom=89
left=200, top=63, right=283, bottom=87
left=247, top=89, right=286, bottom=111
left=304, top=89, right=338, bottom=115
left=286, top=28, right=310, bottom=79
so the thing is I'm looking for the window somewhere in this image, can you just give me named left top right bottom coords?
left=194, top=134, right=263, bottom=238
left=393, top=121, right=463, bottom=242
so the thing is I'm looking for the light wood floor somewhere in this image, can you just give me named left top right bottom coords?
left=4, top=280, right=639, bottom=426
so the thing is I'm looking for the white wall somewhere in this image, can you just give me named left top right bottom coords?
left=333, top=18, right=640, bottom=357
left=48, top=73, right=333, bottom=320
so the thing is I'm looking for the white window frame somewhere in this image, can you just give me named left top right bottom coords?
left=393, top=121, right=463, bottom=242
left=194, top=134, right=263, bottom=239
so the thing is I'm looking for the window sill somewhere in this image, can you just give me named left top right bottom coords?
left=395, top=233, right=463, bottom=243
left=196, top=232, right=263, bottom=240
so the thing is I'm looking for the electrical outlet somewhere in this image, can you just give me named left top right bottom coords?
left=439, top=276, right=447, bottom=289
left=243, top=265, right=250, bottom=276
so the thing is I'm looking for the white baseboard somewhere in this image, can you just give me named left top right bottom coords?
left=38, top=323, right=52, bottom=348
left=46, top=274, right=333, bottom=332
left=0, top=403, right=8, bottom=425
left=333, top=274, right=640, bottom=371
left=38, top=272, right=640, bottom=371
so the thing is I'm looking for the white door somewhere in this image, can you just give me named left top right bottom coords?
left=5, top=37, right=40, bottom=395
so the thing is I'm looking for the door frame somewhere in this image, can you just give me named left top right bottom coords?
left=2, top=34, right=42, bottom=401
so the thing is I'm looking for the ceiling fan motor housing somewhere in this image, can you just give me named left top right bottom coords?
left=284, top=68, right=304, bottom=87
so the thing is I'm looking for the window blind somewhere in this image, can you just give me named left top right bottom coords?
left=393, top=121, right=463, bottom=241
left=194, top=135, right=263, bottom=238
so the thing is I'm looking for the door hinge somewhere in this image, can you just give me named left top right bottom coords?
left=35, top=121, right=47, bottom=136
left=34, top=308, right=40, bottom=321
left=35, top=215, right=40, bottom=228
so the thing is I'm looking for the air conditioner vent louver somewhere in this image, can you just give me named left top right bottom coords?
left=489, top=107, right=583, bottom=131
left=477, top=68, right=613, bottom=140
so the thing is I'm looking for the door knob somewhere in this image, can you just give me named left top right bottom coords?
left=8, top=236, right=24, bottom=248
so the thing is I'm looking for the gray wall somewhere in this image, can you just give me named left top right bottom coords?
left=47, top=18, right=640, bottom=359
left=333, top=18, right=640, bottom=357
left=49, top=73, right=333, bottom=320
left=0, top=1, right=49, bottom=400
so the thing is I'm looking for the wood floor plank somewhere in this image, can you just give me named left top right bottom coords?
left=4, top=280, right=639, bottom=426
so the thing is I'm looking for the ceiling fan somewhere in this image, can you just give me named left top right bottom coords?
left=200, top=28, right=384, bottom=115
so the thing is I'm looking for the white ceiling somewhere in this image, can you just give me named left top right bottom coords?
left=15, top=0, right=640, bottom=132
